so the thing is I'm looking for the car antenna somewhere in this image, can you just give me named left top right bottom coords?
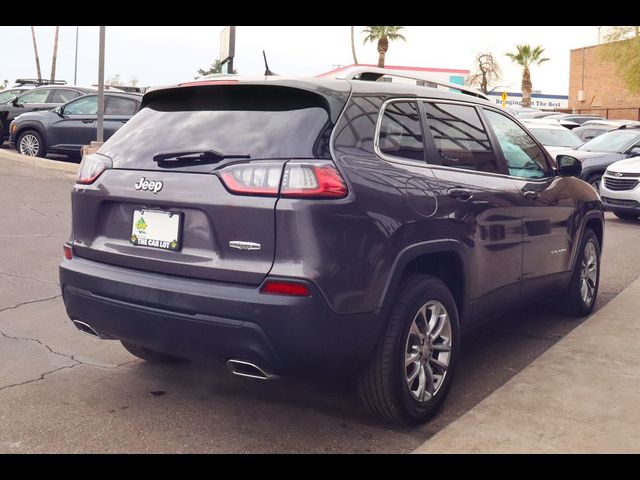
left=263, top=50, right=277, bottom=76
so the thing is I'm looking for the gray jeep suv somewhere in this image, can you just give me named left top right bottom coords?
left=59, top=72, right=604, bottom=424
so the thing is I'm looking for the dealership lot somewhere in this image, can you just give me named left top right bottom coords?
left=1, top=156, right=639, bottom=453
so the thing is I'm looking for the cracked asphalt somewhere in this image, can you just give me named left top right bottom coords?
left=2, top=155, right=640, bottom=453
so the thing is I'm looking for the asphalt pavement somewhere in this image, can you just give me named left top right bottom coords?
left=1, top=151, right=640, bottom=453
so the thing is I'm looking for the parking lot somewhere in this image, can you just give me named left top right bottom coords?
left=1, top=155, right=640, bottom=453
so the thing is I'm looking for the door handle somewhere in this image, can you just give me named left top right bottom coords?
left=81, top=120, right=94, bottom=124
left=523, top=190, right=540, bottom=200
left=447, top=187, right=473, bottom=202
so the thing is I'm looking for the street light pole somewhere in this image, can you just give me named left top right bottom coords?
left=97, top=26, right=105, bottom=143
left=74, top=26, right=79, bottom=84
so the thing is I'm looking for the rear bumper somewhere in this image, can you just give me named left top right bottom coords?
left=59, top=256, right=384, bottom=376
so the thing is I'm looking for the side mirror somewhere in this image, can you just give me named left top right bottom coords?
left=12, top=98, right=23, bottom=107
left=557, top=155, right=582, bottom=177
left=54, top=106, right=65, bottom=117
left=626, top=146, right=640, bottom=157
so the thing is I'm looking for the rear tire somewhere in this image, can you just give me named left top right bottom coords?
left=358, top=275, right=460, bottom=424
left=614, top=211, right=639, bottom=221
left=120, top=341, right=184, bottom=364
left=562, top=228, right=600, bottom=317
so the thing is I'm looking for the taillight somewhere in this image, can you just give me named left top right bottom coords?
left=63, top=243, right=73, bottom=260
left=219, top=162, right=284, bottom=196
left=260, top=280, right=311, bottom=297
left=281, top=162, right=347, bottom=198
left=76, top=153, right=112, bottom=185
left=219, top=161, right=348, bottom=199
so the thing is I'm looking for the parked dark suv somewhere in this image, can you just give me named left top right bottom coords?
left=9, top=92, right=141, bottom=158
left=0, top=85, right=96, bottom=141
left=59, top=71, right=604, bottom=424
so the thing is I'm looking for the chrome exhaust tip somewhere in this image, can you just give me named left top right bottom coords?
left=226, top=359, right=271, bottom=380
left=72, top=320, right=103, bottom=339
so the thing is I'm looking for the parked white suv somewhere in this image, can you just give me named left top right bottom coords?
left=600, top=157, right=640, bottom=220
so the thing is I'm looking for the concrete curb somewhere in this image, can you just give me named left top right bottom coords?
left=413, top=275, right=640, bottom=453
left=0, top=148, right=79, bottom=174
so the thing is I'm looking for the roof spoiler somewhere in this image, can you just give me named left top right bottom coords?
left=327, top=66, right=488, bottom=101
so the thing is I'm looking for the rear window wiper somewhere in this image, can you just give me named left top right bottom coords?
left=153, top=149, right=251, bottom=165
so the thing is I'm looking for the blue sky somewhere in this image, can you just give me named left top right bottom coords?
left=1, top=26, right=601, bottom=93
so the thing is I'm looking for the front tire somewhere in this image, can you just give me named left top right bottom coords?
left=587, top=175, right=601, bottom=193
left=562, top=228, right=600, bottom=317
left=614, top=211, right=639, bottom=221
left=17, top=130, right=45, bottom=157
left=358, top=275, right=460, bottom=424
left=120, top=341, right=184, bottom=364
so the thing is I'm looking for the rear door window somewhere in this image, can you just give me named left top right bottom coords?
left=377, top=100, right=424, bottom=162
left=51, top=89, right=82, bottom=103
left=105, top=96, right=139, bottom=115
left=422, top=101, right=498, bottom=173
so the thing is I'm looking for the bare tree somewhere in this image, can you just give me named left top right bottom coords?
left=466, top=52, right=502, bottom=94
left=50, top=26, right=60, bottom=82
left=30, top=26, right=42, bottom=81
left=351, top=26, right=359, bottom=64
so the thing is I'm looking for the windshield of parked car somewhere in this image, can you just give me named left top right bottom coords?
left=0, top=90, right=21, bottom=104
left=579, top=130, right=640, bottom=153
left=528, top=127, right=583, bottom=148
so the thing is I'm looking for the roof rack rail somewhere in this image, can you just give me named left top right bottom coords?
left=328, top=66, right=488, bottom=101
left=14, top=78, right=67, bottom=86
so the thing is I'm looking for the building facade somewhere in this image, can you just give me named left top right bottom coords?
left=569, top=43, right=640, bottom=120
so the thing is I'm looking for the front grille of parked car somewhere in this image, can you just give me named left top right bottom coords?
left=601, top=196, right=639, bottom=207
left=604, top=176, right=639, bottom=191
left=606, top=171, right=640, bottom=177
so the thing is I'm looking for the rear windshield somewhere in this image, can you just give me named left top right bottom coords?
left=99, top=85, right=334, bottom=170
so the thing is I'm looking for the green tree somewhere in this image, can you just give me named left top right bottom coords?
left=599, top=26, right=640, bottom=94
left=505, top=44, right=549, bottom=108
left=1, top=80, right=8, bottom=91
left=466, top=52, right=502, bottom=94
left=362, top=26, right=406, bottom=68
left=195, top=59, right=237, bottom=79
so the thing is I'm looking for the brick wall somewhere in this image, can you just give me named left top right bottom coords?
left=569, top=43, right=640, bottom=120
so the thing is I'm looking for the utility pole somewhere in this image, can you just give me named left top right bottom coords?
left=97, top=26, right=105, bottom=143
left=74, top=26, right=79, bottom=84
left=50, top=26, right=60, bottom=82
left=30, top=26, right=42, bottom=81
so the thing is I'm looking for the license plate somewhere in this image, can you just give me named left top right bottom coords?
left=130, top=209, right=182, bottom=251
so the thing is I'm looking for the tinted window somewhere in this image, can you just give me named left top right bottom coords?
left=105, top=96, right=138, bottom=115
left=100, top=85, right=334, bottom=170
left=64, top=95, right=98, bottom=115
left=51, top=89, right=81, bottom=103
left=484, top=110, right=549, bottom=179
left=378, top=101, right=424, bottom=161
left=423, top=102, right=497, bottom=173
left=18, top=89, right=51, bottom=104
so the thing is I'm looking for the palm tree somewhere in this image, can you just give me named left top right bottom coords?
left=363, top=26, right=406, bottom=68
left=50, top=26, right=60, bottom=82
left=350, top=26, right=359, bottom=64
left=505, top=44, right=549, bottom=108
left=30, top=26, right=42, bottom=81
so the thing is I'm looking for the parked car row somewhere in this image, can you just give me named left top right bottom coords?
left=1, top=85, right=141, bottom=159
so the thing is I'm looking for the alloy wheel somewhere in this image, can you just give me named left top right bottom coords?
left=404, top=300, right=452, bottom=402
left=19, top=134, right=40, bottom=157
left=580, top=240, right=598, bottom=305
